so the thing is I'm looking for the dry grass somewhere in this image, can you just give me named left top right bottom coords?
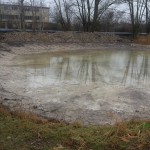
left=0, top=105, right=150, bottom=150
left=134, top=35, right=150, bottom=45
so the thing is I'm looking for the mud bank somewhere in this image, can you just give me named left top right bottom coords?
left=0, top=42, right=150, bottom=125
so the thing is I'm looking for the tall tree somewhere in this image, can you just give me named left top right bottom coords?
left=92, top=0, right=117, bottom=31
left=38, top=0, right=47, bottom=31
left=19, top=0, right=25, bottom=31
left=75, top=0, right=90, bottom=31
left=53, top=0, right=72, bottom=30
left=30, top=0, right=38, bottom=32
left=124, top=0, right=146, bottom=37
left=145, top=0, right=150, bottom=33
left=74, top=0, right=117, bottom=32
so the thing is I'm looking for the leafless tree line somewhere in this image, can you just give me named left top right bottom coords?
left=52, top=0, right=120, bottom=32
left=0, top=0, right=150, bottom=36
left=51, top=0, right=150, bottom=36
left=124, top=0, right=150, bottom=36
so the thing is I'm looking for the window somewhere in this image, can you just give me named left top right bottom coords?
left=24, top=16, right=39, bottom=20
left=0, top=14, right=19, bottom=20
left=4, top=6, right=9, bottom=10
left=25, top=16, right=33, bottom=20
left=36, top=16, right=39, bottom=20
left=25, top=7, right=31, bottom=11
left=35, top=7, right=39, bottom=12
left=12, top=6, right=18, bottom=10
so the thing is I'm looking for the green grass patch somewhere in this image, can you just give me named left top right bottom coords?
left=0, top=106, right=150, bottom=150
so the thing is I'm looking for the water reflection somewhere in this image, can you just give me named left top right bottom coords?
left=14, top=50, right=150, bottom=88
left=122, top=51, right=150, bottom=85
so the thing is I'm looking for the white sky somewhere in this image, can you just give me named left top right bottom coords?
left=2, top=0, right=130, bottom=21
left=3, top=0, right=127, bottom=8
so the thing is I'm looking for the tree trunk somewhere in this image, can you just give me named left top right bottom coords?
left=92, top=0, right=100, bottom=31
left=20, top=0, right=25, bottom=31
left=145, top=0, right=149, bottom=33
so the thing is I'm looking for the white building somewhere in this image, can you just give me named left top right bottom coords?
left=0, top=3, right=49, bottom=30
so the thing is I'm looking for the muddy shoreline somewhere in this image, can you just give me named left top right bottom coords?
left=0, top=42, right=150, bottom=125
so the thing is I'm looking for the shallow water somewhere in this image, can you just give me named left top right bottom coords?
left=13, top=49, right=150, bottom=88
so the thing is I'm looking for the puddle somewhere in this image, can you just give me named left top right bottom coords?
left=13, top=49, right=150, bottom=88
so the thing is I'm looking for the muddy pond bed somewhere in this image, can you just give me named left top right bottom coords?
left=1, top=43, right=150, bottom=125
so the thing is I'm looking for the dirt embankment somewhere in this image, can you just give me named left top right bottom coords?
left=0, top=32, right=122, bottom=43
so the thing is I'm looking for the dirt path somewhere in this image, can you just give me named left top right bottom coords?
left=0, top=42, right=150, bottom=125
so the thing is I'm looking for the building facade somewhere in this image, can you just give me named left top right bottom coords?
left=0, top=3, right=49, bottom=30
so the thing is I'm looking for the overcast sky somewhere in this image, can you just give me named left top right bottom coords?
left=2, top=0, right=130, bottom=20
left=3, top=0, right=127, bottom=7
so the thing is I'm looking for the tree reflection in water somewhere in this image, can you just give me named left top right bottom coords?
left=18, top=50, right=150, bottom=87
left=122, top=51, right=150, bottom=85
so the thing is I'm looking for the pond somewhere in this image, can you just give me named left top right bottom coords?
left=13, top=49, right=150, bottom=88
left=4, top=48, right=150, bottom=124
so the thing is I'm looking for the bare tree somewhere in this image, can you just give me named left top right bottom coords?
left=0, top=0, right=2, bottom=27
left=74, top=0, right=117, bottom=32
left=145, top=0, right=150, bottom=33
left=13, top=5, right=21, bottom=29
left=92, top=0, right=118, bottom=31
left=18, top=0, right=25, bottom=31
left=53, top=0, right=73, bottom=30
left=124, top=0, right=147, bottom=37
left=29, top=0, right=38, bottom=31
left=75, top=0, right=92, bottom=31
left=38, top=0, right=46, bottom=31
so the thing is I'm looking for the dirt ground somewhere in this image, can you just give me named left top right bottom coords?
left=0, top=41, right=150, bottom=125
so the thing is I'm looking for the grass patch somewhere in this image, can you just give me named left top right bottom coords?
left=0, top=106, right=150, bottom=150
left=134, top=35, right=150, bottom=45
